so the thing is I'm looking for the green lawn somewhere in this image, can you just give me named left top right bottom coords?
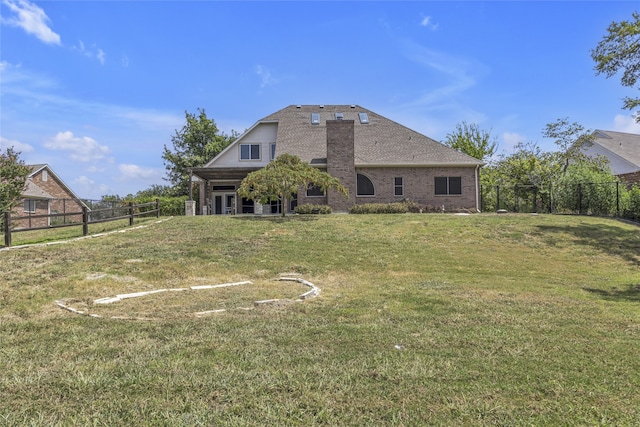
left=1, top=214, right=639, bottom=425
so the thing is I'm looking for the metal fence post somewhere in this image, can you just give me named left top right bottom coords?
left=578, top=183, right=582, bottom=215
left=616, top=181, right=620, bottom=217
left=129, top=202, right=134, bottom=226
left=156, top=198, right=160, bottom=218
left=3, top=211, right=11, bottom=247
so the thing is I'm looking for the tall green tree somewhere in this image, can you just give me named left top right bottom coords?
left=443, top=121, right=497, bottom=162
left=543, top=118, right=607, bottom=173
left=162, top=108, right=237, bottom=196
left=0, top=147, right=31, bottom=219
left=484, top=119, right=616, bottom=213
left=237, top=154, right=348, bottom=217
left=591, top=12, right=640, bottom=119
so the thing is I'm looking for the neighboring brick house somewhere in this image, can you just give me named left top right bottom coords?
left=582, top=130, right=640, bottom=187
left=13, top=164, right=87, bottom=229
left=190, top=105, right=484, bottom=214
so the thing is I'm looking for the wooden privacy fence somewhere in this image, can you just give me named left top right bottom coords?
left=2, top=199, right=159, bottom=247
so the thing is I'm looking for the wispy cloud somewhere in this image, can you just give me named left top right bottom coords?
left=73, top=40, right=106, bottom=65
left=1, top=61, right=183, bottom=132
left=0, top=136, right=34, bottom=152
left=44, top=131, right=111, bottom=162
left=397, top=38, right=488, bottom=111
left=612, top=114, right=640, bottom=134
left=255, top=64, right=278, bottom=88
left=1, top=0, right=60, bottom=45
left=72, top=175, right=109, bottom=199
left=501, top=132, right=525, bottom=154
left=117, top=163, right=159, bottom=181
left=420, top=15, right=438, bottom=31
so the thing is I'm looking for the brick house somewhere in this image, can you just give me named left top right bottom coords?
left=189, top=105, right=484, bottom=215
left=13, top=164, right=87, bottom=228
left=582, top=130, right=640, bottom=187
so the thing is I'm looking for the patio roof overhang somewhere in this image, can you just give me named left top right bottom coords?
left=189, top=167, right=262, bottom=181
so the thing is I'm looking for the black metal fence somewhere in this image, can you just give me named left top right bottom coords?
left=481, top=182, right=640, bottom=221
left=2, top=199, right=160, bottom=247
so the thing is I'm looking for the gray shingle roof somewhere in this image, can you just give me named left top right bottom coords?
left=260, top=105, right=484, bottom=167
left=593, top=130, right=640, bottom=169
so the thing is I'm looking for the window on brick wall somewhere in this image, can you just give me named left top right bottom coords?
left=394, top=177, right=404, bottom=196
left=434, top=177, right=462, bottom=195
left=306, top=184, right=325, bottom=197
left=24, top=199, right=36, bottom=212
left=42, top=170, right=48, bottom=181
left=357, top=174, right=375, bottom=196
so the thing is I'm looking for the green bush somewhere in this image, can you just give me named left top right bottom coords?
left=294, top=204, right=332, bottom=214
left=621, top=185, right=640, bottom=222
left=349, top=202, right=420, bottom=214
left=127, top=196, right=188, bottom=216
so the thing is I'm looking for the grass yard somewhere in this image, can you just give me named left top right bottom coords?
left=1, top=213, right=639, bottom=425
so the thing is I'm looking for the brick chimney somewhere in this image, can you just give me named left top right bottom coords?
left=326, top=119, right=356, bottom=211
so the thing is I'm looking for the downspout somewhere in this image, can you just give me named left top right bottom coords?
left=475, top=165, right=481, bottom=213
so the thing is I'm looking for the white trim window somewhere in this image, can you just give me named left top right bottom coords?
left=270, top=143, right=276, bottom=160
left=24, top=199, right=36, bottom=213
left=42, top=170, right=48, bottom=181
left=240, top=144, right=261, bottom=160
left=394, top=177, right=404, bottom=196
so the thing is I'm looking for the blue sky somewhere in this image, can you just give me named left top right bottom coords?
left=1, top=0, right=639, bottom=199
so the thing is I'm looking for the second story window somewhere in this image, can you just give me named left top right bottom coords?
left=240, top=144, right=260, bottom=160
left=270, top=143, right=276, bottom=160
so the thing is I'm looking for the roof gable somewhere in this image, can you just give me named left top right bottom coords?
left=23, top=164, right=88, bottom=206
left=258, top=105, right=484, bottom=167
left=592, top=130, right=640, bottom=169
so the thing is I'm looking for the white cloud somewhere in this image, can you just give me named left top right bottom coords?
left=73, top=175, right=109, bottom=200
left=44, top=131, right=110, bottom=162
left=501, top=132, right=525, bottom=154
left=0, top=136, right=34, bottom=152
left=397, top=39, right=488, bottom=112
left=612, top=114, right=640, bottom=134
left=73, top=40, right=106, bottom=65
left=97, top=49, right=106, bottom=65
left=420, top=16, right=438, bottom=31
left=255, top=64, right=278, bottom=88
left=118, top=163, right=159, bottom=181
left=1, top=0, right=61, bottom=45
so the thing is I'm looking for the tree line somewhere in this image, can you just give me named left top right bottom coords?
left=2, top=12, right=640, bottom=219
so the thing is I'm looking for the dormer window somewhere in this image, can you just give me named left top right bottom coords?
left=240, top=144, right=260, bottom=160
